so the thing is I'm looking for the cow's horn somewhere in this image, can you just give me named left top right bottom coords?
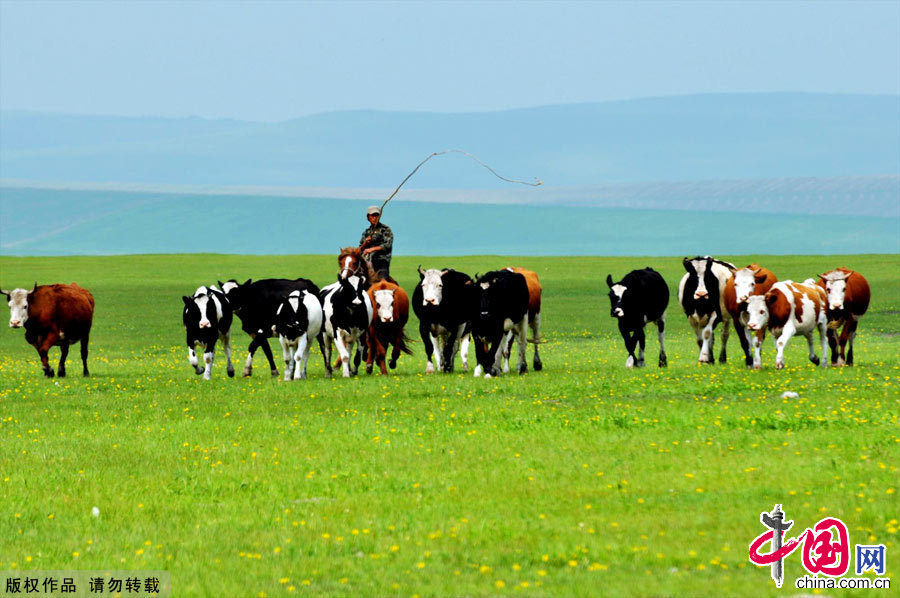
left=417, top=265, right=425, bottom=278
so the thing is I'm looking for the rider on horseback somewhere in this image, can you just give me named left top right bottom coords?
left=360, top=205, right=393, bottom=279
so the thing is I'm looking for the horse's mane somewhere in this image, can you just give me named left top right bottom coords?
left=339, top=246, right=380, bottom=283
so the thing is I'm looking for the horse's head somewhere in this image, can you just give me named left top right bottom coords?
left=338, top=246, right=363, bottom=279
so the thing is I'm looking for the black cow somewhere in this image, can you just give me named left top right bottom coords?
left=677, top=256, right=735, bottom=364
left=319, top=275, right=373, bottom=378
left=182, top=285, right=235, bottom=379
left=220, top=278, right=320, bottom=377
left=412, top=267, right=477, bottom=373
left=471, top=269, right=529, bottom=377
left=606, top=268, right=669, bottom=368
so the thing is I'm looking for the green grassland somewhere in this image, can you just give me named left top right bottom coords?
left=0, top=253, right=897, bottom=597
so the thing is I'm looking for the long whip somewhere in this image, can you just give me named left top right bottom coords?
left=379, top=149, right=542, bottom=213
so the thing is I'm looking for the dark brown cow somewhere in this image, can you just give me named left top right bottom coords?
left=1, top=283, right=95, bottom=377
left=365, top=280, right=412, bottom=374
left=508, top=267, right=543, bottom=371
left=816, top=268, right=871, bottom=366
left=723, top=264, right=778, bottom=368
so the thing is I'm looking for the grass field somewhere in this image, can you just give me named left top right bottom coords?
left=0, top=253, right=897, bottom=597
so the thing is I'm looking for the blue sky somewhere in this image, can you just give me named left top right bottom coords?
left=1, top=0, right=898, bottom=122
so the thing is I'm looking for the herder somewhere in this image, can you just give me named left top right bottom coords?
left=360, top=205, right=393, bottom=279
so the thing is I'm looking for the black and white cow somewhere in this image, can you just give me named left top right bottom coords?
left=606, top=268, right=669, bottom=368
left=412, top=267, right=476, bottom=373
left=274, top=290, right=324, bottom=380
left=319, top=275, right=373, bottom=378
left=677, top=256, right=735, bottom=364
left=471, top=269, right=529, bottom=378
left=182, top=285, right=235, bottom=379
left=219, top=278, right=320, bottom=377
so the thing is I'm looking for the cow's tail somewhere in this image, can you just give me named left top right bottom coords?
left=396, top=330, right=415, bottom=355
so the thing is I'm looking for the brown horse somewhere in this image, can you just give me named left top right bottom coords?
left=338, top=246, right=377, bottom=282
left=365, top=280, right=413, bottom=374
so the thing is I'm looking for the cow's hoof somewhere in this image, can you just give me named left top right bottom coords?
left=533, top=359, right=543, bottom=371
left=626, top=356, right=635, bottom=368
left=425, top=362, right=435, bottom=374
left=753, top=364, right=761, bottom=371
left=809, top=356, right=820, bottom=366
left=194, top=366, right=204, bottom=375
left=227, top=368, right=235, bottom=378
left=836, top=358, right=845, bottom=366
left=490, top=368, right=501, bottom=377
left=388, top=359, right=397, bottom=369
left=484, top=373, right=492, bottom=379
left=659, top=355, right=667, bottom=367
left=57, top=368, right=66, bottom=378
left=203, top=373, right=211, bottom=381
left=517, top=364, right=528, bottom=375
left=365, top=364, right=373, bottom=374
left=82, top=370, right=90, bottom=377
left=462, top=363, right=469, bottom=372
left=473, top=365, right=483, bottom=378
left=718, top=356, right=727, bottom=364
left=44, top=369, right=54, bottom=378
left=636, top=359, right=646, bottom=368
left=775, top=362, right=785, bottom=370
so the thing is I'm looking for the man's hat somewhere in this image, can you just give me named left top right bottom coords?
left=367, top=205, right=381, bottom=216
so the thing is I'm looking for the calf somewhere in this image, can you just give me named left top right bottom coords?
left=678, top=256, right=735, bottom=364
left=366, top=280, right=413, bottom=375
left=182, top=285, right=235, bottom=379
left=2, top=283, right=94, bottom=378
left=606, top=268, right=669, bottom=368
left=412, top=267, right=476, bottom=373
left=275, top=290, right=324, bottom=380
left=320, top=275, right=373, bottom=378
left=723, top=264, right=778, bottom=368
left=817, top=268, right=870, bottom=366
left=745, top=280, right=828, bottom=370
left=220, top=278, right=320, bottom=377
left=472, top=269, right=529, bottom=378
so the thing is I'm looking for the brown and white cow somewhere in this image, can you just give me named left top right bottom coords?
left=723, top=264, right=778, bottom=369
left=816, top=268, right=870, bottom=366
left=507, top=267, right=543, bottom=372
left=365, top=280, right=412, bottom=375
left=745, top=280, right=827, bottom=370
left=1, top=283, right=95, bottom=378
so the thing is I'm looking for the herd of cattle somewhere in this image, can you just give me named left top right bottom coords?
left=1, top=254, right=869, bottom=380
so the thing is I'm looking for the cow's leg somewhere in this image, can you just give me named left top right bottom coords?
left=57, top=342, right=69, bottom=378
left=365, top=329, right=376, bottom=374
left=501, top=331, right=513, bottom=374
left=774, top=322, right=796, bottom=369
left=188, top=345, right=203, bottom=375
left=36, top=332, right=59, bottom=378
left=80, top=334, right=90, bottom=377
left=279, top=336, right=294, bottom=381
left=474, top=339, right=490, bottom=378
left=257, top=337, right=279, bottom=377
left=516, top=319, right=528, bottom=375
left=817, top=320, right=829, bottom=368
left=489, top=339, right=504, bottom=377
left=656, top=316, right=667, bottom=367
left=620, top=320, right=638, bottom=367
left=351, top=335, right=362, bottom=376
left=635, top=326, right=646, bottom=367
left=293, top=333, right=310, bottom=380
left=530, top=312, right=543, bottom=371
left=432, top=333, right=443, bottom=373
left=322, top=334, right=334, bottom=378
left=845, top=320, right=859, bottom=365
left=804, top=330, right=821, bottom=366
left=718, top=315, right=730, bottom=364
left=243, top=334, right=259, bottom=377
left=221, top=331, right=235, bottom=377
left=699, top=314, right=718, bottom=364
left=202, top=341, right=215, bottom=380
left=736, top=320, right=752, bottom=367
left=751, top=330, right=764, bottom=370
left=459, top=330, right=470, bottom=372
left=420, top=322, right=436, bottom=374
left=442, top=328, right=458, bottom=373
left=389, top=334, right=403, bottom=371
left=334, top=331, right=352, bottom=378
left=826, top=326, right=840, bottom=365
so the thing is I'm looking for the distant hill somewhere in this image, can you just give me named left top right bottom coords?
left=1, top=187, right=896, bottom=257
left=2, top=93, right=898, bottom=188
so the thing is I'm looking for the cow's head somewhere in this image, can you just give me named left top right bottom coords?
left=1, top=286, right=33, bottom=328
left=418, top=267, right=448, bottom=307
left=745, top=294, right=771, bottom=331
left=818, top=271, right=850, bottom=311
left=684, top=256, right=716, bottom=300
left=733, top=267, right=768, bottom=304
left=275, top=291, right=308, bottom=340
left=374, top=289, right=396, bottom=322
left=219, top=279, right=249, bottom=312
left=606, top=274, right=627, bottom=318
left=183, top=287, right=215, bottom=330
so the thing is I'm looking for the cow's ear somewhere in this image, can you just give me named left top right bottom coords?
left=183, top=296, right=192, bottom=306
left=682, top=258, right=692, bottom=272
left=606, top=274, right=614, bottom=288
left=242, top=278, right=252, bottom=287
left=441, top=268, right=449, bottom=276
left=0, top=289, right=9, bottom=298
left=765, top=293, right=778, bottom=305
left=217, top=280, right=225, bottom=289
left=754, top=273, right=768, bottom=284
left=417, top=265, right=425, bottom=279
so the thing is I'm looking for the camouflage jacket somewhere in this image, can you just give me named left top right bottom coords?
left=359, top=222, right=393, bottom=264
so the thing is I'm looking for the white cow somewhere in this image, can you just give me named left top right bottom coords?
left=274, top=290, right=324, bottom=380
